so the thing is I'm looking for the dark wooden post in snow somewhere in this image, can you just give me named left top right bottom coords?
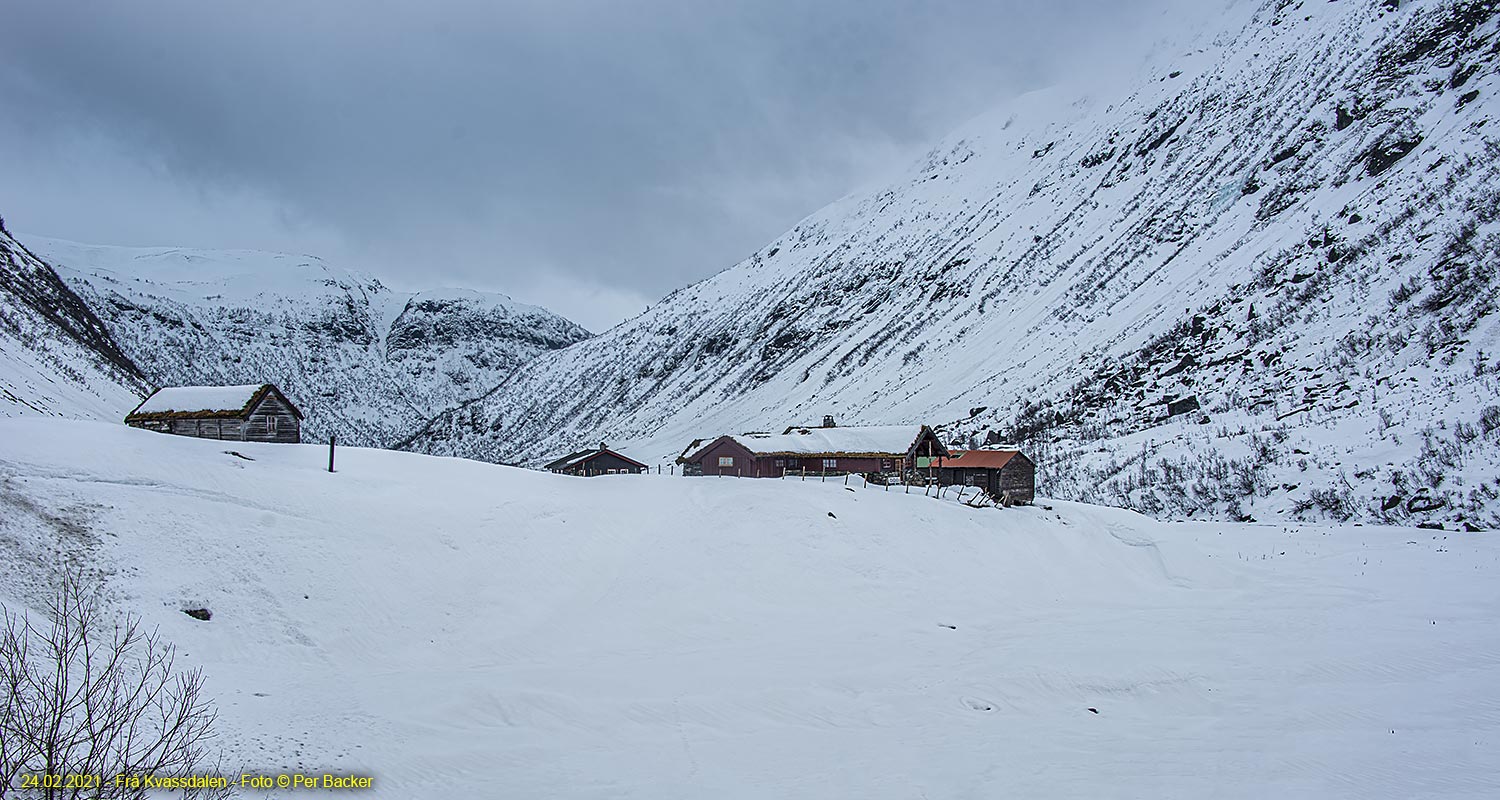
left=328, top=435, right=336, bottom=473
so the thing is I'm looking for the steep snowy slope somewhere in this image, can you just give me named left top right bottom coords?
left=26, top=235, right=591, bottom=446
left=0, top=221, right=147, bottom=419
left=407, top=0, right=1500, bottom=528
left=2, top=418, right=1497, bottom=798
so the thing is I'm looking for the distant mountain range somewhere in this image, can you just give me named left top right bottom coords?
left=7, top=235, right=590, bottom=446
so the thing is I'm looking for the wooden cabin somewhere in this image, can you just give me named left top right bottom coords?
left=937, top=450, right=1036, bottom=505
left=125, top=384, right=303, bottom=443
left=681, top=423, right=948, bottom=479
left=544, top=445, right=649, bottom=476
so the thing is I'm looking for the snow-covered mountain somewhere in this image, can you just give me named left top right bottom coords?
left=27, top=236, right=591, bottom=446
left=0, top=220, right=148, bottom=420
left=404, top=0, right=1500, bottom=529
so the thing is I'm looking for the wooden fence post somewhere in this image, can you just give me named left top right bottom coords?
left=328, top=435, right=336, bottom=473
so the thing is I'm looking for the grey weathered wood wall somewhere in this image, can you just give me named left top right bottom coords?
left=245, top=393, right=301, bottom=443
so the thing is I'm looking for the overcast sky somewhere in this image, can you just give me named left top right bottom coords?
left=0, top=0, right=1196, bottom=331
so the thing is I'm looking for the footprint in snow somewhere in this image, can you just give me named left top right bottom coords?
left=961, top=696, right=996, bottom=713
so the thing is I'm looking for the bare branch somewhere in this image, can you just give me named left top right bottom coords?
left=0, top=573, right=228, bottom=800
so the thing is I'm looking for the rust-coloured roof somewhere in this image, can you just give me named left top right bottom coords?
left=940, top=450, right=1021, bottom=469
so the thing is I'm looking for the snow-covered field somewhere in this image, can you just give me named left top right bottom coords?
left=1, top=419, right=1496, bottom=798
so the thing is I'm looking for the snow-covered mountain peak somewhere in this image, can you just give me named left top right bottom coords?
left=23, top=236, right=373, bottom=300
left=0, top=225, right=148, bottom=420
left=23, top=233, right=592, bottom=446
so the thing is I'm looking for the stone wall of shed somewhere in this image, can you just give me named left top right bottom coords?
left=998, top=457, right=1036, bottom=504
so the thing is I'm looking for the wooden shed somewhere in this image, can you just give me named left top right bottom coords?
left=682, top=424, right=948, bottom=479
left=937, top=450, right=1036, bottom=505
left=125, top=383, right=303, bottom=443
left=544, top=445, right=649, bottom=476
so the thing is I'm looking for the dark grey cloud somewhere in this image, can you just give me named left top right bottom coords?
left=0, top=0, right=1199, bottom=330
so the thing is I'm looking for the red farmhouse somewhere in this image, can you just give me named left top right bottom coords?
left=682, top=424, right=947, bottom=478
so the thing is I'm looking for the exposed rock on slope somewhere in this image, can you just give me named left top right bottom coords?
left=0, top=220, right=148, bottom=419
left=405, top=0, right=1500, bottom=528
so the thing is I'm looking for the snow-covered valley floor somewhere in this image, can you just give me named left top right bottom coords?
left=1, top=419, right=1496, bottom=798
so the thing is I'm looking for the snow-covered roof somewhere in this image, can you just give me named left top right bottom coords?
left=127, top=384, right=297, bottom=420
left=555, top=451, right=597, bottom=468
left=732, top=425, right=932, bottom=456
left=544, top=447, right=649, bottom=471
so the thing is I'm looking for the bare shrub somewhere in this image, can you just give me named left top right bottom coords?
left=1480, top=406, right=1500, bottom=437
left=0, top=575, right=228, bottom=799
left=1295, top=487, right=1356, bottom=520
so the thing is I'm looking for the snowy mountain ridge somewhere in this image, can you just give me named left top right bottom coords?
left=0, top=221, right=149, bottom=420
left=404, top=0, right=1500, bottom=529
left=25, top=235, right=592, bottom=446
